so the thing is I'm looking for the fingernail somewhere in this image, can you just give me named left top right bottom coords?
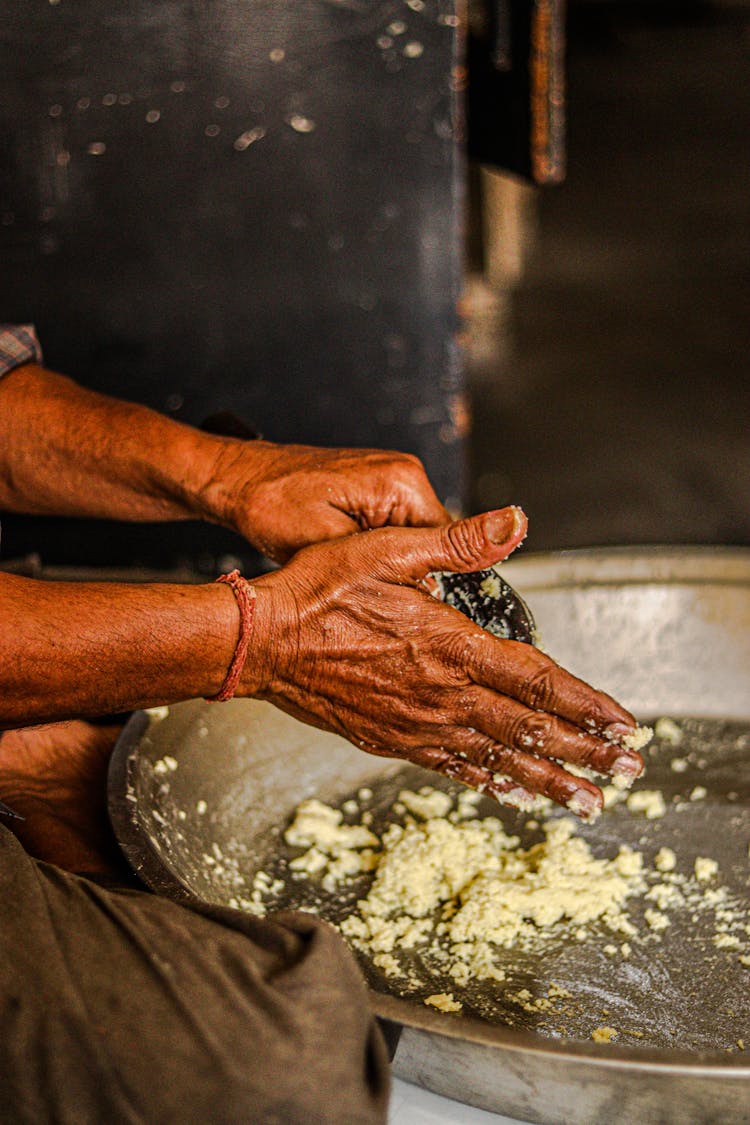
left=494, top=786, right=535, bottom=812
left=612, top=754, right=643, bottom=779
left=486, top=506, right=526, bottom=545
left=566, top=789, right=602, bottom=822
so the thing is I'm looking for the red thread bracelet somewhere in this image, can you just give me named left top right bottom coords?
left=206, top=570, right=257, bottom=702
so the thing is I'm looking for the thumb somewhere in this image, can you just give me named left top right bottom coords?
left=377, top=506, right=528, bottom=583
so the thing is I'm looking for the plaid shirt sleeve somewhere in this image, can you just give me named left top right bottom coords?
left=0, top=323, right=44, bottom=379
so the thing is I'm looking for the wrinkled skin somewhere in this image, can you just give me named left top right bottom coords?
left=206, top=440, right=452, bottom=562
left=243, top=508, right=643, bottom=818
left=0, top=367, right=450, bottom=564
left=0, top=363, right=644, bottom=878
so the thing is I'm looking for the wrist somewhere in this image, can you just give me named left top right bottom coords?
left=187, top=437, right=280, bottom=531
left=235, top=572, right=298, bottom=698
left=205, top=571, right=257, bottom=701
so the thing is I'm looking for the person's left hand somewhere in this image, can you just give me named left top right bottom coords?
left=203, top=440, right=451, bottom=561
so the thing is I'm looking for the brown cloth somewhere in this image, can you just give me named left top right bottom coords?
left=0, top=825, right=389, bottom=1125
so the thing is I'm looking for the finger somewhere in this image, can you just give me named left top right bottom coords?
left=330, top=455, right=451, bottom=531
left=399, top=488, right=452, bottom=528
left=405, top=744, right=536, bottom=810
left=468, top=636, right=638, bottom=739
left=406, top=500, right=453, bottom=528
left=262, top=509, right=361, bottom=562
left=372, top=507, right=528, bottom=584
left=386, top=456, right=451, bottom=528
left=448, top=728, right=603, bottom=818
left=464, top=686, right=644, bottom=781
left=367, top=469, right=451, bottom=528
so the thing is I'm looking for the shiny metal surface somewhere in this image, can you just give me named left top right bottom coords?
left=434, top=568, right=536, bottom=643
left=109, top=547, right=750, bottom=1124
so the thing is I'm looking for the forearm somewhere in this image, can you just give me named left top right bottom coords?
left=0, top=572, right=245, bottom=727
left=0, top=363, right=239, bottom=523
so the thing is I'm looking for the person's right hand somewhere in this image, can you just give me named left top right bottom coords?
left=242, top=507, right=644, bottom=819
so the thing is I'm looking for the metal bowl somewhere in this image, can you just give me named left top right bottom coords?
left=109, top=546, right=750, bottom=1124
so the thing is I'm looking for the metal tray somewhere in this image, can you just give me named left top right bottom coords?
left=109, top=547, right=750, bottom=1124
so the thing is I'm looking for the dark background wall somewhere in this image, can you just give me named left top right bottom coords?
left=0, top=0, right=465, bottom=570
left=3, top=1, right=748, bottom=568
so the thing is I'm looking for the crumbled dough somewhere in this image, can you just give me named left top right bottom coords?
left=153, top=755, right=178, bottom=775
left=695, top=857, right=719, bottom=882
left=714, top=933, right=741, bottom=949
left=626, top=790, right=667, bottom=820
left=424, top=992, right=462, bottom=1013
left=264, top=785, right=750, bottom=1010
left=289, top=847, right=328, bottom=876
left=670, top=758, right=689, bottom=773
left=654, top=717, right=684, bottom=746
left=284, top=799, right=380, bottom=892
left=654, top=847, right=677, bottom=873
left=621, top=725, right=653, bottom=752
left=373, top=952, right=402, bottom=977
left=644, top=909, right=670, bottom=932
left=479, top=574, right=502, bottom=599
left=338, top=811, right=644, bottom=976
left=601, top=784, right=629, bottom=809
left=646, top=881, right=684, bottom=911
left=614, top=847, right=643, bottom=878
left=146, top=705, right=170, bottom=722
left=398, top=787, right=453, bottom=820
left=689, top=786, right=707, bottom=802
left=592, top=1026, right=618, bottom=1042
left=507, top=988, right=554, bottom=1013
left=285, top=799, right=379, bottom=851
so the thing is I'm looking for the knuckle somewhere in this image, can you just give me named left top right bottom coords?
left=486, top=743, right=515, bottom=774
left=438, top=756, right=467, bottom=782
left=523, top=659, right=557, bottom=710
left=398, top=452, right=424, bottom=474
left=511, top=711, right=556, bottom=752
left=443, top=521, right=484, bottom=570
left=578, top=743, right=605, bottom=770
left=412, top=745, right=454, bottom=776
left=439, top=627, right=484, bottom=673
left=468, top=733, right=504, bottom=771
left=381, top=451, right=424, bottom=484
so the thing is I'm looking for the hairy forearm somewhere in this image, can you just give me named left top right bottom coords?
left=0, top=363, right=236, bottom=523
left=0, top=572, right=243, bottom=727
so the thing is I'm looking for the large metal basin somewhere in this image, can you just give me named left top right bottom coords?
left=109, top=547, right=750, bottom=1124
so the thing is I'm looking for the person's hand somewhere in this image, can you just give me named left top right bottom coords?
left=0, top=365, right=445, bottom=557
left=242, top=506, right=644, bottom=818
left=203, top=440, right=450, bottom=561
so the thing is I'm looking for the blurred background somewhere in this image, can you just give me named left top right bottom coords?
left=1, top=0, right=748, bottom=571
left=466, top=0, right=750, bottom=552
